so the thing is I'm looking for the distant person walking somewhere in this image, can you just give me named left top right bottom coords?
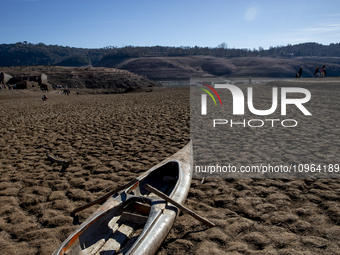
left=298, top=67, right=303, bottom=78
left=314, top=66, right=320, bottom=78
left=320, top=65, right=326, bottom=77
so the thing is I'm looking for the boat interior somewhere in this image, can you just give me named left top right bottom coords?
left=136, top=161, right=179, bottom=197
left=62, top=161, right=180, bottom=255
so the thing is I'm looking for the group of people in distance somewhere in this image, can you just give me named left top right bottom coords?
left=314, top=65, right=326, bottom=78
left=295, top=65, right=327, bottom=78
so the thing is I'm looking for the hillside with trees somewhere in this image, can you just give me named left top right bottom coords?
left=1, top=42, right=340, bottom=79
left=0, top=42, right=107, bottom=67
left=95, top=55, right=340, bottom=80
left=97, top=42, right=340, bottom=59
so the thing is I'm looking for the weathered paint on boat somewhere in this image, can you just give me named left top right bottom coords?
left=52, top=141, right=193, bottom=255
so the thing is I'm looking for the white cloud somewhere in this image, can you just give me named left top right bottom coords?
left=300, top=22, right=340, bottom=33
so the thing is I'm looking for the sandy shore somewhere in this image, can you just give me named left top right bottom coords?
left=0, top=81, right=340, bottom=254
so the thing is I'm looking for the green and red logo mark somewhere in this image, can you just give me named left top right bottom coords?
left=198, top=83, right=222, bottom=115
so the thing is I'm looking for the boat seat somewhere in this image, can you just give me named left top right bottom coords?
left=95, top=221, right=136, bottom=255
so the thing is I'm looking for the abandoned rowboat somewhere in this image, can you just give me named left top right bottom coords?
left=52, top=141, right=193, bottom=255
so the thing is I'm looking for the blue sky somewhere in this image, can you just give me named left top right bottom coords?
left=0, top=0, right=339, bottom=49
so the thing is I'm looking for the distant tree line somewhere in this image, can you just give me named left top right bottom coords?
left=0, top=42, right=107, bottom=67
left=100, top=42, right=340, bottom=59
left=1, top=42, right=340, bottom=67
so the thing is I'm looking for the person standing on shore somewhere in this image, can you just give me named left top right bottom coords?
left=298, top=67, right=303, bottom=78
left=320, top=65, right=326, bottom=77
left=314, top=66, right=320, bottom=78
